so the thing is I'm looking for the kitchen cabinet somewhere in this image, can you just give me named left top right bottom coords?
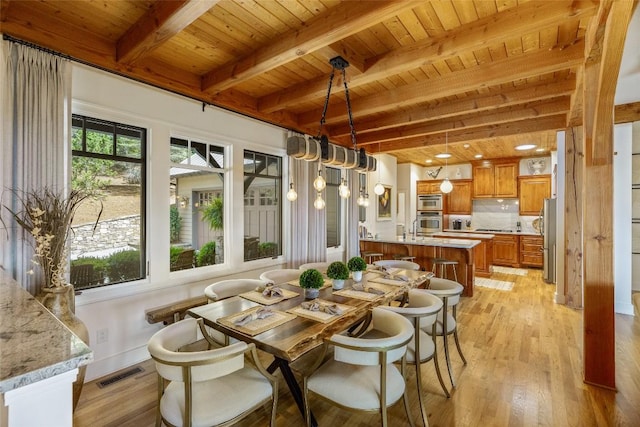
left=518, top=174, right=551, bottom=215
left=447, top=180, right=472, bottom=214
left=417, top=180, right=442, bottom=195
left=520, top=235, right=543, bottom=267
left=492, top=234, right=519, bottom=267
left=471, top=159, right=518, bottom=198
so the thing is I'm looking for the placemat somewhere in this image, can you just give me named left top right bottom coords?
left=367, top=275, right=411, bottom=287
left=287, top=278, right=333, bottom=289
left=334, top=282, right=397, bottom=300
left=287, top=299, right=355, bottom=323
left=239, top=288, right=300, bottom=305
left=218, top=307, right=296, bottom=336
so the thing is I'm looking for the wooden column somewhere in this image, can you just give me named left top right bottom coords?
left=564, top=127, right=584, bottom=309
left=581, top=0, right=634, bottom=390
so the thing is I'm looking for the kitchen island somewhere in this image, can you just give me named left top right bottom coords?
left=360, top=236, right=480, bottom=296
left=433, top=232, right=495, bottom=278
left=0, top=270, right=93, bottom=427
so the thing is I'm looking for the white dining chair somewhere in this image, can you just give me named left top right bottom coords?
left=424, top=277, right=467, bottom=388
left=303, top=307, right=415, bottom=427
left=374, top=259, right=421, bottom=271
left=259, top=268, right=301, bottom=284
left=203, top=278, right=267, bottom=346
left=147, top=317, right=278, bottom=427
left=297, top=262, right=331, bottom=274
left=381, top=289, right=448, bottom=427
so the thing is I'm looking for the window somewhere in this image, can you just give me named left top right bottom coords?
left=243, top=151, right=282, bottom=261
left=70, top=115, right=146, bottom=289
left=325, top=167, right=342, bottom=247
left=169, top=137, right=226, bottom=271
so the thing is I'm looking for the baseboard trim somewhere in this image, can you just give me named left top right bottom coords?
left=84, top=345, right=150, bottom=382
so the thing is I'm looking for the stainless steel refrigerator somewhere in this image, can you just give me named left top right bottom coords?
left=540, top=198, right=557, bottom=284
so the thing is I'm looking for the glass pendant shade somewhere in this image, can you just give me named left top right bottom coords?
left=338, top=179, right=350, bottom=198
left=356, top=193, right=365, bottom=206
left=314, top=193, right=325, bottom=210
left=363, top=194, right=370, bottom=207
left=313, top=170, right=326, bottom=192
left=286, top=183, right=298, bottom=201
left=440, top=177, right=453, bottom=194
left=374, top=182, right=385, bottom=195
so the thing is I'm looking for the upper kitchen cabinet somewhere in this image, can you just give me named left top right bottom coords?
left=447, top=180, right=472, bottom=214
left=417, top=180, right=442, bottom=195
left=471, top=159, right=519, bottom=198
left=518, top=174, right=551, bottom=215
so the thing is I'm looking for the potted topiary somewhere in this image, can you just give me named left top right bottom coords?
left=347, top=256, right=367, bottom=282
left=299, top=268, right=325, bottom=299
left=326, top=261, right=349, bottom=290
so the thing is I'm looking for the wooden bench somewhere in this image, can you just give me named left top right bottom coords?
left=145, top=295, right=208, bottom=325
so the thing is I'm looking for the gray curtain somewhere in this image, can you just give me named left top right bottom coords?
left=0, top=41, right=71, bottom=295
left=345, top=169, right=360, bottom=260
left=289, top=159, right=327, bottom=267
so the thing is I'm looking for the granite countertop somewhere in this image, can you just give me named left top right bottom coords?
left=0, top=269, right=93, bottom=393
left=360, top=236, right=480, bottom=249
left=433, top=231, right=495, bottom=239
left=442, top=228, right=541, bottom=237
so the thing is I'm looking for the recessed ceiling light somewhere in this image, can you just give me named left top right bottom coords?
left=425, top=159, right=432, bottom=164
left=463, top=143, right=470, bottom=149
left=435, top=153, right=452, bottom=159
left=474, top=154, right=483, bottom=158
left=535, top=148, right=545, bottom=152
left=515, top=144, right=536, bottom=151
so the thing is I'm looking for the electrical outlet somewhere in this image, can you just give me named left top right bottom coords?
left=96, top=328, right=108, bottom=344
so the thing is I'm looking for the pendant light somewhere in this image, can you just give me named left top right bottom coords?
left=338, top=175, right=350, bottom=199
left=314, top=192, right=325, bottom=210
left=373, top=142, right=385, bottom=195
left=313, top=164, right=326, bottom=191
left=286, top=155, right=298, bottom=201
left=440, top=132, right=453, bottom=194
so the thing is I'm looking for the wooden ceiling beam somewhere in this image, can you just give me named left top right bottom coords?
left=614, top=101, right=640, bottom=123
left=328, top=78, right=576, bottom=138
left=259, top=0, right=597, bottom=114
left=200, top=1, right=417, bottom=93
left=356, top=97, right=571, bottom=145
left=381, top=115, right=568, bottom=153
left=298, top=41, right=584, bottom=128
left=0, top=2, right=302, bottom=133
left=318, top=42, right=366, bottom=75
left=116, top=0, right=219, bottom=64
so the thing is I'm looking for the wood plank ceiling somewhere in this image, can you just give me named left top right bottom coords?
left=0, top=0, right=626, bottom=166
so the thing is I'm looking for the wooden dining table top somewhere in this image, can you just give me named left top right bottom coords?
left=187, top=268, right=431, bottom=362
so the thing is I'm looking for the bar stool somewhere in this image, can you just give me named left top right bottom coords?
left=361, top=251, right=383, bottom=264
left=392, top=245, right=416, bottom=263
left=431, top=258, right=458, bottom=282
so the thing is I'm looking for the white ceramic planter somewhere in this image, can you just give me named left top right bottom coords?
left=304, top=288, right=320, bottom=299
left=332, top=279, right=345, bottom=290
left=352, top=271, right=363, bottom=282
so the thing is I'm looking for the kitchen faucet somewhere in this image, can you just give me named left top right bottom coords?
left=412, top=219, right=418, bottom=240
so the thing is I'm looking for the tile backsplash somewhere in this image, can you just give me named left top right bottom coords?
left=448, top=199, right=540, bottom=234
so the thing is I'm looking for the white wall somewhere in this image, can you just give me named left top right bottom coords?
left=71, top=64, right=292, bottom=380
left=363, top=153, right=398, bottom=238
left=614, top=123, right=634, bottom=315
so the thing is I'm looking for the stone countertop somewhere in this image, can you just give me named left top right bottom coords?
left=442, top=228, right=541, bottom=237
left=0, top=269, right=93, bottom=393
left=433, top=231, right=495, bottom=239
left=360, top=236, right=481, bottom=249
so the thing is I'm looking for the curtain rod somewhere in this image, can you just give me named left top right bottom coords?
left=3, top=34, right=72, bottom=60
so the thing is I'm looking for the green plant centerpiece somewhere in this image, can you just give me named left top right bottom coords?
left=326, top=261, right=349, bottom=290
left=299, top=268, right=324, bottom=299
left=347, top=256, right=367, bottom=282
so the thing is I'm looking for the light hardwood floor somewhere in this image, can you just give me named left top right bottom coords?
left=74, top=269, right=640, bottom=426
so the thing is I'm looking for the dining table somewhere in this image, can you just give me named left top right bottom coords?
left=187, top=267, right=431, bottom=426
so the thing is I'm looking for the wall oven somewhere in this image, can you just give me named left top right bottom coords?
left=418, top=194, right=443, bottom=211
left=417, top=211, right=443, bottom=234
